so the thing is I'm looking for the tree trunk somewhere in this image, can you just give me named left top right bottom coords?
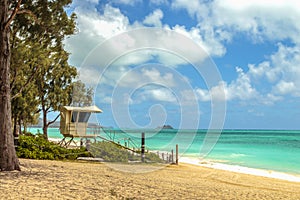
left=13, top=115, right=17, bottom=137
left=43, top=124, right=48, bottom=139
left=42, top=109, right=48, bottom=139
left=0, top=0, right=21, bottom=171
left=18, top=117, right=22, bottom=135
left=23, top=122, right=27, bottom=134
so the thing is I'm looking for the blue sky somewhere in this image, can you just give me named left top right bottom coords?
left=64, top=0, right=300, bottom=130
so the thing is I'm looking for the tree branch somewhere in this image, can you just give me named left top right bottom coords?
left=11, top=65, right=39, bottom=99
left=35, top=108, right=41, bottom=114
left=5, top=0, right=22, bottom=30
left=47, top=114, right=60, bottom=126
left=17, top=9, right=39, bottom=23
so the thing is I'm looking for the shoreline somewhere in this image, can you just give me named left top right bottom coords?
left=179, top=157, right=300, bottom=183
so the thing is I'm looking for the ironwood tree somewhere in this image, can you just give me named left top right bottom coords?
left=10, top=35, right=41, bottom=136
left=36, top=49, right=77, bottom=139
left=0, top=0, right=76, bottom=170
left=71, top=80, right=94, bottom=107
left=0, top=0, right=21, bottom=171
left=10, top=0, right=77, bottom=139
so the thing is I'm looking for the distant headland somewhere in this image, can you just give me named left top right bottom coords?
left=157, top=125, right=174, bottom=129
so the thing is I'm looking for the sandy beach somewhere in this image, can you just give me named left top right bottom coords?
left=1, top=159, right=300, bottom=200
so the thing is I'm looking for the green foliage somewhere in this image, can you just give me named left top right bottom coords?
left=90, top=141, right=130, bottom=162
left=90, top=141, right=162, bottom=163
left=71, top=80, right=94, bottom=107
left=144, top=151, right=163, bottom=163
left=10, top=0, right=78, bottom=138
left=10, top=33, right=41, bottom=130
left=16, top=134, right=90, bottom=160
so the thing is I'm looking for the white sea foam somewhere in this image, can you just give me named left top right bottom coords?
left=179, top=157, right=300, bottom=183
left=229, top=153, right=247, bottom=158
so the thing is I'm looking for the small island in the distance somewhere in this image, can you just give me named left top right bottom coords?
left=156, top=125, right=174, bottom=129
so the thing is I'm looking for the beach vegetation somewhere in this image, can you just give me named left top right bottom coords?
left=16, top=133, right=90, bottom=160
left=90, top=141, right=163, bottom=163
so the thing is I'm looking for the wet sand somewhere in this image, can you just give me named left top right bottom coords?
left=1, top=159, right=300, bottom=199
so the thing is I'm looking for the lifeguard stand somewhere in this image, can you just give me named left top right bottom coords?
left=59, top=105, right=102, bottom=147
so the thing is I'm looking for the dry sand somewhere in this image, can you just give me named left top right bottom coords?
left=1, top=159, right=300, bottom=200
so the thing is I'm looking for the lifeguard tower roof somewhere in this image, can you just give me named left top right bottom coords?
left=62, top=105, right=103, bottom=113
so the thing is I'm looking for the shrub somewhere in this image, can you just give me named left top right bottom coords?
left=16, top=134, right=91, bottom=160
left=90, top=141, right=162, bottom=163
left=89, top=141, right=129, bottom=162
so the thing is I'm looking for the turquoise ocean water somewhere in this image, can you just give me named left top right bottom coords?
left=28, top=127, right=300, bottom=175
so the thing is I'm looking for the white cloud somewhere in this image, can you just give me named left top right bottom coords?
left=195, top=88, right=211, bottom=101
left=66, top=0, right=300, bottom=107
left=97, top=64, right=201, bottom=106
left=217, top=0, right=300, bottom=12
left=263, top=94, right=282, bottom=105
left=246, top=43, right=300, bottom=98
left=65, top=4, right=130, bottom=67
left=76, top=4, right=129, bottom=38
left=101, top=66, right=132, bottom=87
left=111, top=0, right=141, bottom=6
left=71, top=0, right=100, bottom=11
left=213, top=0, right=300, bottom=43
left=142, top=68, right=175, bottom=86
left=193, top=67, right=259, bottom=102
left=143, top=9, right=164, bottom=27
left=171, top=0, right=300, bottom=55
left=65, top=2, right=210, bottom=71
left=69, top=0, right=300, bottom=64
left=171, top=25, right=228, bottom=57
left=274, top=81, right=296, bottom=95
left=171, top=0, right=209, bottom=20
left=168, top=0, right=300, bottom=104
left=150, top=88, right=176, bottom=102
left=227, top=67, right=259, bottom=100
left=155, top=50, right=189, bottom=66
left=77, top=67, right=101, bottom=85
left=150, top=0, right=169, bottom=5
left=110, top=67, right=177, bottom=89
left=248, top=62, right=270, bottom=79
left=112, top=50, right=155, bottom=67
left=134, top=87, right=177, bottom=103
left=94, top=66, right=180, bottom=105
left=72, top=25, right=212, bottom=85
left=102, top=96, right=113, bottom=104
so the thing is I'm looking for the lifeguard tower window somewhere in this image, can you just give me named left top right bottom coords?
left=71, top=111, right=78, bottom=122
left=71, top=111, right=91, bottom=123
left=78, top=112, right=91, bottom=123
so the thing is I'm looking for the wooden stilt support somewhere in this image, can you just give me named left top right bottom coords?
left=141, top=132, right=145, bottom=162
left=176, top=144, right=179, bottom=165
